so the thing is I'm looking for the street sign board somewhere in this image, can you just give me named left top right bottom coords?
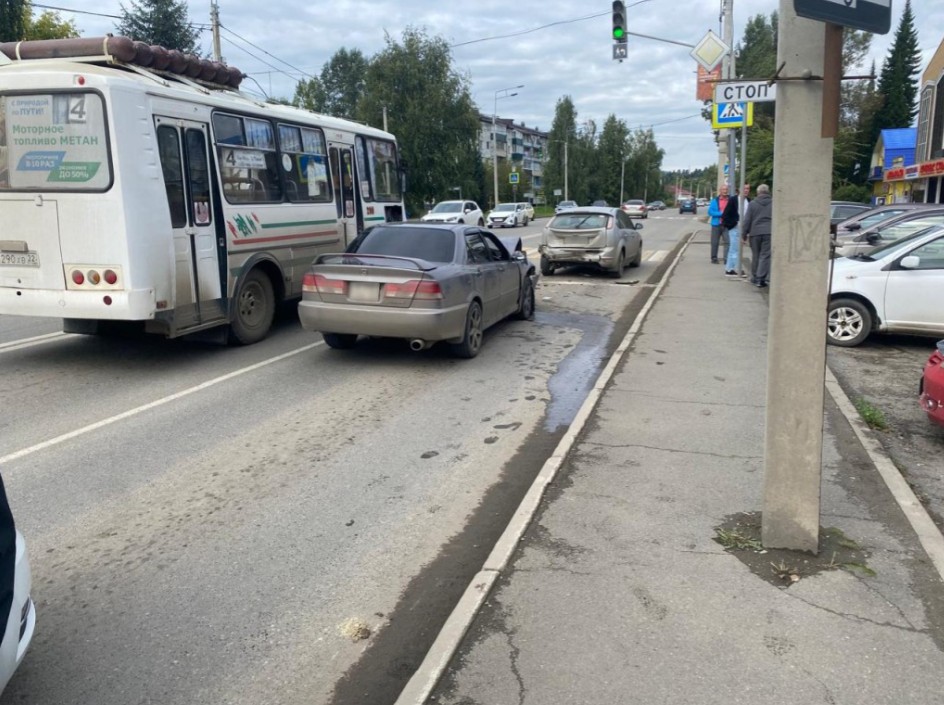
left=794, top=0, right=892, bottom=34
left=697, top=65, right=722, bottom=101
left=711, top=101, right=754, bottom=129
left=613, top=44, right=628, bottom=61
left=509, top=172, right=519, bottom=184
left=691, top=30, right=729, bottom=72
left=714, top=80, right=777, bottom=104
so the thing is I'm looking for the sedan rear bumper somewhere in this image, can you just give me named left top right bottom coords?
left=298, top=300, right=470, bottom=342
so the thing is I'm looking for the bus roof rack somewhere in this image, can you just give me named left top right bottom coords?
left=0, top=36, right=245, bottom=90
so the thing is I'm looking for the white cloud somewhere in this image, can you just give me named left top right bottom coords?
left=60, top=0, right=944, bottom=170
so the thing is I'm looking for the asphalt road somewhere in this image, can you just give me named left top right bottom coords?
left=0, top=212, right=695, bottom=705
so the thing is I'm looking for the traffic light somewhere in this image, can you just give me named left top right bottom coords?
left=612, top=1, right=627, bottom=44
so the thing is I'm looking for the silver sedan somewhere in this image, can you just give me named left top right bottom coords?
left=297, top=224, right=537, bottom=358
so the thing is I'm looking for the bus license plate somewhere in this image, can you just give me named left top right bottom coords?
left=0, top=252, right=40, bottom=267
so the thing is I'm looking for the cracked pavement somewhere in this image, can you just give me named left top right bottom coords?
left=429, top=235, right=944, bottom=705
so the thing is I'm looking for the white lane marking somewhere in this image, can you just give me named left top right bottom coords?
left=0, top=341, right=325, bottom=466
left=648, top=250, right=669, bottom=263
left=0, top=331, right=73, bottom=353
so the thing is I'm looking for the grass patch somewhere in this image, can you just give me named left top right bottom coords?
left=853, top=397, right=889, bottom=431
left=715, top=527, right=763, bottom=552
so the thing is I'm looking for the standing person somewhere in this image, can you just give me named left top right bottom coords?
left=738, top=183, right=751, bottom=278
left=741, top=184, right=772, bottom=287
left=722, top=187, right=740, bottom=278
left=707, top=185, right=729, bottom=264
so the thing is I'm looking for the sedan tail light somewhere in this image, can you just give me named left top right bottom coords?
left=384, top=279, right=443, bottom=300
left=304, top=273, right=348, bottom=296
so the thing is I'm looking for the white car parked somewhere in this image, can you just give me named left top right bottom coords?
left=421, top=200, right=484, bottom=226
left=487, top=202, right=532, bottom=228
left=828, top=225, right=944, bottom=347
left=0, top=476, right=35, bottom=696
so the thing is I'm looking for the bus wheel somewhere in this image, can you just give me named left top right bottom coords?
left=231, top=269, right=275, bottom=345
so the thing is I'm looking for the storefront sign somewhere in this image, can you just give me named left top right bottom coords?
left=918, top=159, right=944, bottom=177
left=885, top=167, right=906, bottom=181
left=905, top=165, right=920, bottom=180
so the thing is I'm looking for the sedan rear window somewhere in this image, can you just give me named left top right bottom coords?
left=551, top=213, right=609, bottom=229
left=351, top=226, right=455, bottom=263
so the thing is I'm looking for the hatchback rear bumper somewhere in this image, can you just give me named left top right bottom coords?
left=540, top=245, right=619, bottom=269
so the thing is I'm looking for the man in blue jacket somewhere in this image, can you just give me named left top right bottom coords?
left=707, top=185, right=729, bottom=263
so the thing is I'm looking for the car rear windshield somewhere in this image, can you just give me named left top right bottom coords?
left=351, top=226, right=455, bottom=263
left=551, top=213, right=609, bottom=229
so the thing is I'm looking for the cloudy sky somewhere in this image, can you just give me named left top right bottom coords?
left=57, top=0, right=944, bottom=170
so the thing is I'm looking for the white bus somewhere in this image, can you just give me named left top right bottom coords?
left=0, top=37, right=406, bottom=343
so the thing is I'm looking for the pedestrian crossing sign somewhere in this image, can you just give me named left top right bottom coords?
left=711, top=101, right=755, bottom=129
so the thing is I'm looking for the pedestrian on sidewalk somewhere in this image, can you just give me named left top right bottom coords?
left=721, top=188, right=741, bottom=278
left=742, top=184, right=772, bottom=287
left=707, top=185, right=729, bottom=264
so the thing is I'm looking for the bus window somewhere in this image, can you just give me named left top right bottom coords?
left=157, top=125, right=187, bottom=227
left=278, top=124, right=330, bottom=203
left=355, top=136, right=371, bottom=201
left=213, top=113, right=282, bottom=203
left=1, top=92, right=111, bottom=191
left=366, top=138, right=400, bottom=202
left=185, top=129, right=211, bottom=225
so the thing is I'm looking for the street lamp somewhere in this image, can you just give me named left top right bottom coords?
left=493, top=84, right=524, bottom=209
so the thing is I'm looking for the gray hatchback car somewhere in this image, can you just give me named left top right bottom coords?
left=539, top=207, right=643, bottom=276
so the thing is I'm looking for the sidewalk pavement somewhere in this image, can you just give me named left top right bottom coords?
left=426, top=228, right=944, bottom=704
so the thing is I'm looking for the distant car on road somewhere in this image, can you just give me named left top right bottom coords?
left=421, top=200, right=484, bottom=226
left=591, top=200, right=608, bottom=207
left=919, top=340, right=944, bottom=428
left=298, top=223, right=536, bottom=358
left=647, top=200, right=665, bottom=211
left=679, top=198, right=697, bottom=214
left=827, top=226, right=944, bottom=347
left=621, top=199, right=648, bottom=218
left=555, top=200, right=577, bottom=215
left=696, top=198, right=709, bottom=208
left=486, top=202, right=531, bottom=228
left=540, top=207, right=643, bottom=277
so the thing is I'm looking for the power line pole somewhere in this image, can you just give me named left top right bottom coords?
left=761, top=3, right=836, bottom=553
left=210, top=0, right=222, bottom=63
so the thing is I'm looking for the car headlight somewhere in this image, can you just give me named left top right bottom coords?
left=446, top=216, right=458, bottom=222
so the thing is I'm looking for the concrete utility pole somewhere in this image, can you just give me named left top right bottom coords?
left=761, top=1, right=834, bottom=553
left=210, top=1, right=222, bottom=63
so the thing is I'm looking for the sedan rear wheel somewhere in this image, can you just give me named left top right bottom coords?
left=452, top=301, right=484, bottom=358
left=540, top=255, right=555, bottom=276
left=827, top=298, right=872, bottom=347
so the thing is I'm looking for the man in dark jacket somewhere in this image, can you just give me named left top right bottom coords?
left=742, top=184, right=772, bottom=287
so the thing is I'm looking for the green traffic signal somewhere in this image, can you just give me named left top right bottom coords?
left=612, top=0, right=627, bottom=43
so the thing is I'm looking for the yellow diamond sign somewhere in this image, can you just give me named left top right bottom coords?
left=691, top=30, right=729, bottom=72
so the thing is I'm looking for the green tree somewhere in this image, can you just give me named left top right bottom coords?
left=357, top=27, right=482, bottom=215
left=871, top=0, right=921, bottom=139
left=597, top=114, right=630, bottom=206
left=293, top=77, right=326, bottom=113
left=543, top=96, right=578, bottom=204
left=318, top=48, right=368, bottom=120
left=116, top=0, right=201, bottom=54
left=25, top=9, right=79, bottom=39
left=0, top=0, right=28, bottom=41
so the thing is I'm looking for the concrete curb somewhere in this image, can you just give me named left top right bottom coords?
left=393, top=233, right=697, bottom=705
left=825, top=367, right=944, bottom=583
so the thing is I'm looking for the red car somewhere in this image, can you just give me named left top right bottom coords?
left=919, top=340, right=944, bottom=428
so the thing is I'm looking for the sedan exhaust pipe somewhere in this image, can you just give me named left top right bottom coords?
left=409, top=339, right=430, bottom=352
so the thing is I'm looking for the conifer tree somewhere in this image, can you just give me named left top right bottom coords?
left=116, top=0, right=201, bottom=54
left=871, top=0, right=921, bottom=137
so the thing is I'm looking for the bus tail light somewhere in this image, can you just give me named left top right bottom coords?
left=384, top=279, right=443, bottom=301
left=65, top=265, right=124, bottom=291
